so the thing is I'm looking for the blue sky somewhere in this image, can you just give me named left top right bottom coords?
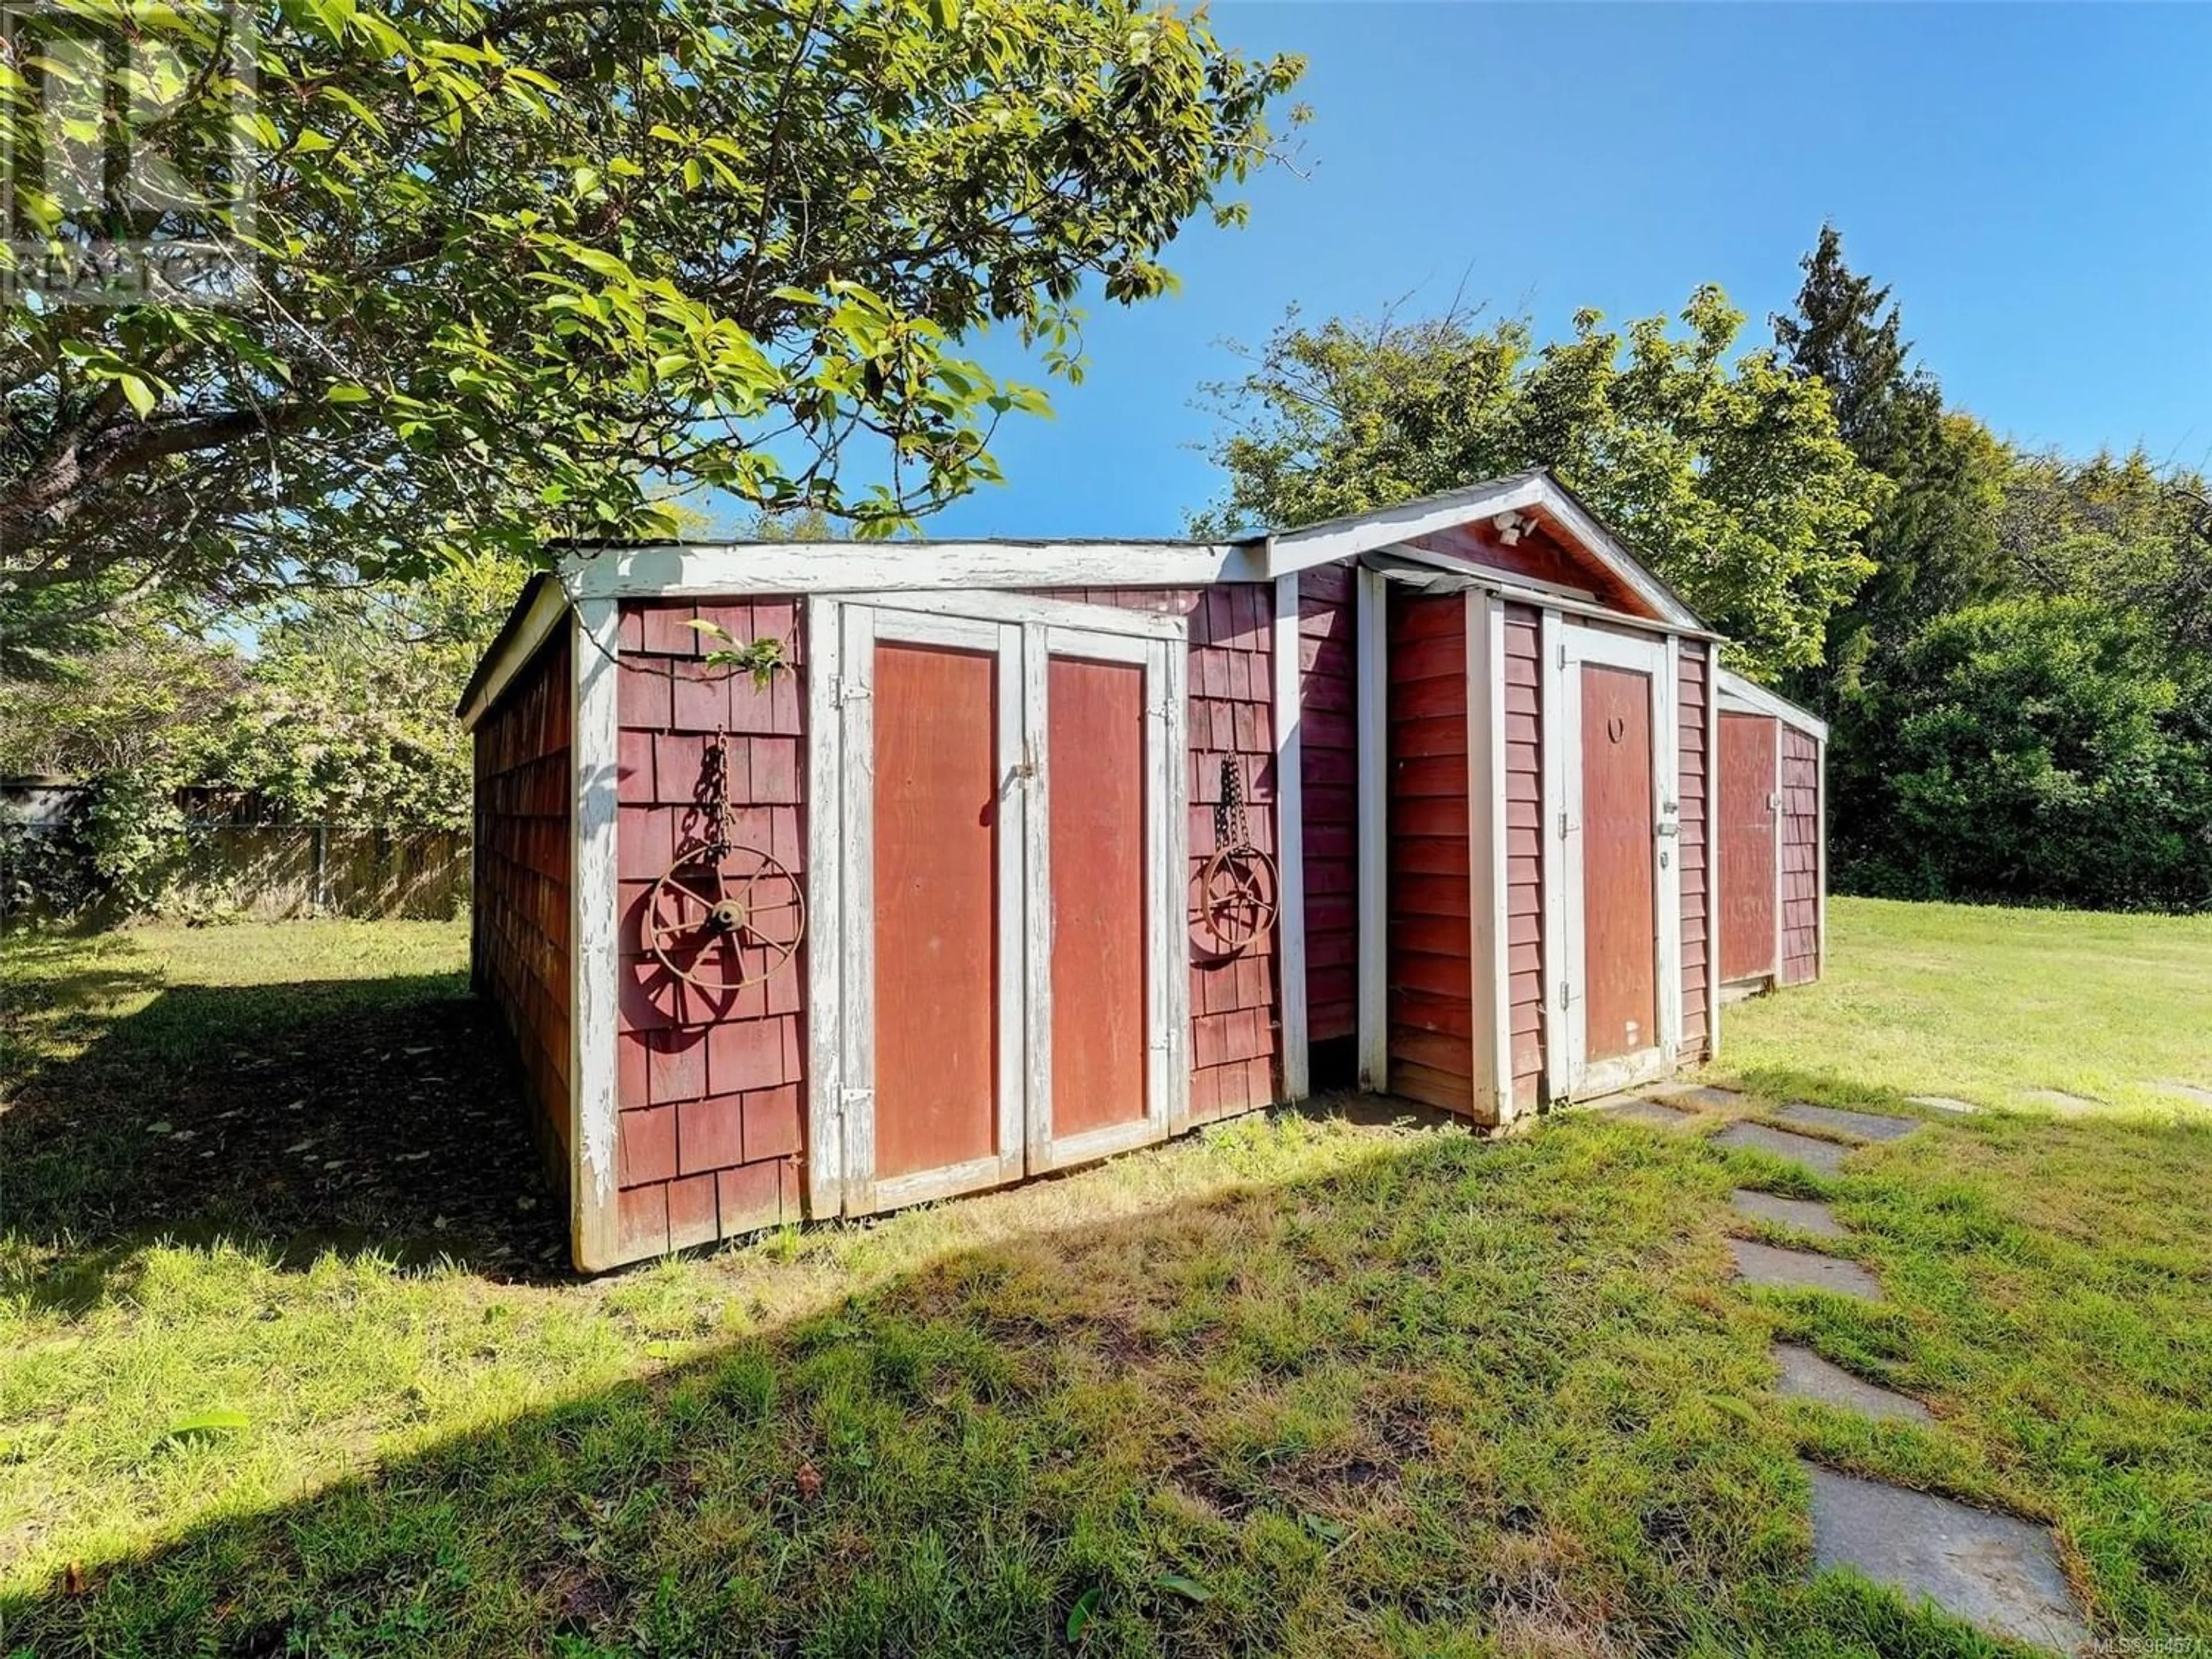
left=910, top=1, right=2211, bottom=541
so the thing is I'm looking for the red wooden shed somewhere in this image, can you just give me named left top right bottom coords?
left=458, top=471, right=1829, bottom=1271
left=1713, top=669, right=1829, bottom=995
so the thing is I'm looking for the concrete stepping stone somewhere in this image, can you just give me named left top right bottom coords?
left=1666, top=1084, right=1748, bottom=1111
left=1774, top=1103, right=1921, bottom=1143
left=1731, top=1189, right=1846, bottom=1238
left=1592, top=1095, right=1704, bottom=1130
left=1730, top=1238, right=1881, bottom=1300
left=2155, top=1080, right=2212, bottom=1108
left=1711, top=1121, right=1851, bottom=1176
left=1774, top=1344, right=1930, bottom=1423
left=1805, top=1465, right=2089, bottom=1653
left=2023, top=1088, right=2101, bottom=1113
left=1907, top=1094, right=1980, bottom=1115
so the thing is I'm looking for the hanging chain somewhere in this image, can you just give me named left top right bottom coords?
left=1214, top=755, right=1251, bottom=853
left=701, top=728, right=740, bottom=856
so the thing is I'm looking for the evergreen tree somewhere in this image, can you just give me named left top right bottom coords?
left=1774, top=226, right=2008, bottom=692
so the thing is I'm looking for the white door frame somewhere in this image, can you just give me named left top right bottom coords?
left=835, top=603, right=1028, bottom=1215
left=1542, top=618, right=1682, bottom=1100
left=1024, top=620, right=1188, bottom=1173
left=805, top=593, right=1188, bottom=1217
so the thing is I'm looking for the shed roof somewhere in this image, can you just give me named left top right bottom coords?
left=461, top=469, right=1717, bottom=724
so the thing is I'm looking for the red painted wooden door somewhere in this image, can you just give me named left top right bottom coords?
left=1047, top=656, right=1148, bottom=1138
left=871, top=641, right=1000, bottom=1180
left=1718, top=712, right=1779, bottom=983
left=1580, top=664, right=1657, bottom=1063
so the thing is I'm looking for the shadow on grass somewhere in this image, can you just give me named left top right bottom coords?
left=0, top=1119, right=1848, bottom=1659
left=0, top=1100, right=2119, bottom=1658
left=8, top=961, right=2208, bottom=1652
left=1, top=968, right=565, bottom=1304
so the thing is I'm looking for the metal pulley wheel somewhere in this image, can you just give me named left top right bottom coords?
left=646, top=845, right=807, bottom=993
left=1193, top=754, right=1278, bottom=957
left=641, top=728, right=805, bottom=993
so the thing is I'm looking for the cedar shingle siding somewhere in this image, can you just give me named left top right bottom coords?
left=473, top=627, right=573, bottom=1192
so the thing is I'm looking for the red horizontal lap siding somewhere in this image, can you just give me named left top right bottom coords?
left=1298, top=563, right=1359, bottom=1044
left=1779, top=725, right=1821, bottom=985
left=1677, top=642, right=1710, bottom=1055
left=1502, top=605, right=1547, bottom=1114
left=1387, top=593, right=1475, bottom=1114
left=474, top=627, right=574, bottom=1197
left=613, top=599, right=808, bottom=1260
left=1036, top=585, right=1281, bottom=1123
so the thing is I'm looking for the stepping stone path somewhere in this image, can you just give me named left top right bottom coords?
left=1592, top=1095, right=1705, bottom=1131
left=1907, top=1094, right=1979, bottom=1115
left=2023, top=1088, right=2101, bottom=1112
left=2156, top=1080, right=2212, bottom=1108
left=1774, top=1103, right=1921, bottom=1142
left=1730, top=1188, right=1846, bottom=1238
left=1665, top=1084, right=1749, bottom=1111
left=1773, top=1344, right=1930, bottom=1423
left=1717, top=1102, right=2092, bottom=1650
left=1806, top=1466, right=2091, bottom=1653
left=1730, top=1238, right=1883, bottom=1300
left=1712, top=1121, right=1852, bottom=1177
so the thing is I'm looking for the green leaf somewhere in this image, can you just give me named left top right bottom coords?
left=1065, top=1586, right=1100, bottom=1643
left=118, top=375, right=157, bottom=419
left=930, top=0, right=959, bottom=29
left=1300, top=1513, right=1349, bottom=1545
left=164, top=1408, right=249, bottom=1442
left=324, top=385, right=372, bottom=404
left=1153, top=1573, right=1210, bottom=1603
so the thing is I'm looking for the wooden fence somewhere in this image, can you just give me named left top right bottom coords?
left=168, top=824, right=472, bottom=920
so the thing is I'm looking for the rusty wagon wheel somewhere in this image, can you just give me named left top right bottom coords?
left=645, top=846, right=806, bottom=993
left=1193, top=844, right=1279, bottom=957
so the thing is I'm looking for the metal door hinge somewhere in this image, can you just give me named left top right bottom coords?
left=834, top=676, right=872, bottom=707
left=1558, top=979, right=1573, bottom=1011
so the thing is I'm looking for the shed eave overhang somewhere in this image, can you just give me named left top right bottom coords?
left=555, top=536, right=1269, bottom=600
left=1261, top=469, right=1707, bottom=634
left=1716, top=666, right=1828, bottom=741
left=456, top=573, right=572, bottom=731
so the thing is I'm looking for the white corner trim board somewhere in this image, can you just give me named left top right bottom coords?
left=803, top=594, right=846, bottom=1219
left=569, top=599, right=623, bottom=1271
left=1537, top=608, right=1568, bottom=1101
left=1354, top=566, right=1389, bottom=1093
left=560, top=540, right=1267, bottom=600
left=1703, top=642, right=1722, bottom=1057
left=1464, top=592, right=1512, bottom=1122
left=1817, top=737, right=1830, bottom=978
left=1271, top=574, right=1311, bottom=1104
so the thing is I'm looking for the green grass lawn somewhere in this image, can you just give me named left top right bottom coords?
left=2, top=899, right=2208, bottom=1656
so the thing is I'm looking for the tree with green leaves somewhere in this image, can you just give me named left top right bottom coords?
left=1772, top=224, right=2010, bottom=687
left=0, top=554, right=528, bottom=911
left=1196, top=287, right=1883, bottom=676
left=1844, top=596, right=2212, bottom=911
left=0, top=0, right=1302, bottom=649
